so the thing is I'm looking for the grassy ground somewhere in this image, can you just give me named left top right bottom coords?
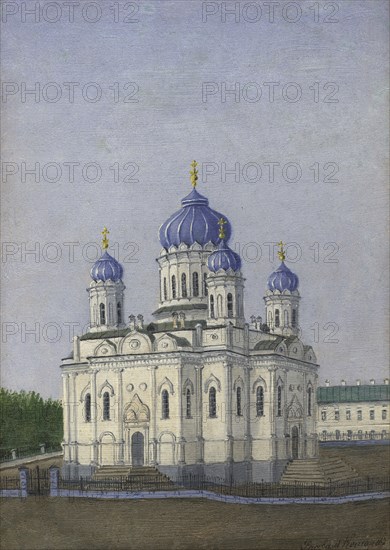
left=1, top=497, right=389, bottom=550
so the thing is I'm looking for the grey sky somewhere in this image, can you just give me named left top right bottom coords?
left=1, top=0, right=389, bottom=398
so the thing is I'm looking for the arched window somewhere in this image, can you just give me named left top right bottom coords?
left=217, top=294, right=223, bottom=317
left=103, top=392, right=110, bottom=421
left=203, top=273, right=208, bottom=296
left=171, top=275, right=176, bottom=299
left=277, top=386, right=282, bottom=416
left=256, top=386, right=264, bottom=417
left=99, top=303, right=106, bottom=325
left=117, top=302, right=122, bottom=324
left=192, top=272, right=199, bottom=297
left=210, top=295, right=215, bottom=318
left=268, top=311, right=273, bottom=326
left=227, top=293, right=233, bottom=318
left=275, top=309, right=280, bottom=328
left=186, top=388, right=191, bottom=418
left=236, top=387, right=242, bottom=416
left=181, top=273, right=187, bottom=297
left=163, top=277, right=167, bottom=301
left=307, top=387, right=312, bottom=416
left=335, top=430, right=341, bottom=440
left=284, top=310, right=289, bottom=326
left=162, top=390, right=169, bottom=419
left=292, top=309, right=297, bottom=328
left=209, top=387, right=217, bottom=418
left=85, top=393, right=91, bottom=422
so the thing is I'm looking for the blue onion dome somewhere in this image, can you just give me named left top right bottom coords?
left=267, top=262, right=299, bottom=292
left=208, top=238, right=242, bottom=272
left=90, top=227, right=123, bottom=282
left=159, top=162, right=231, bottom=249
left=91, top=251, right=123, bottom=282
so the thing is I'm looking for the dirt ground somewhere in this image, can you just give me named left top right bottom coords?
left=1, top=497, right=389, bottom=550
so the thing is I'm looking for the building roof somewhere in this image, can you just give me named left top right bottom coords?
left=317, top=385, right=390, bottom=404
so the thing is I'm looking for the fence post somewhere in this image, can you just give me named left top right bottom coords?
left=18, top=467, right=29, bottom=498
left=40, top=443, right=46, bottom=455
left=49, top=466, right=60, bottom=497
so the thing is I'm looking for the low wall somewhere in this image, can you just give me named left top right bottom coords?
left=0, top=451, right=63, bottom=470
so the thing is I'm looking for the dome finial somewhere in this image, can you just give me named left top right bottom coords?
left=190, top=160, right=198, bottom=188
left=277, top=240, right=286, bottom=261
left=218, top=217, right=227, bottom=239
left=101, top=227, right=110, bottom=250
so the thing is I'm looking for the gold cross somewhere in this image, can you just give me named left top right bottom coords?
left=277, top=240, right=286, bottom=261
left=190, top=160, right=198, bottom=188
left=218, top=218, right=227, bottom=239
left=101, top=227, right=110, bottom=250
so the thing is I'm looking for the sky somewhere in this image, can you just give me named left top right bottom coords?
left=1, top=0, right=389, bottom=399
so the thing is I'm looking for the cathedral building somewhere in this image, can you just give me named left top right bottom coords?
left=61, top=162, right=319, bottom=482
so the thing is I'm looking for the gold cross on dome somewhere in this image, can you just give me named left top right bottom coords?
left=218, top=218, right=227, bottom=239
left=101, top=227, right=110, bottom=250
left=190, top=160, right=198, bottom=188
left=277, top=240, right=286, bottom=261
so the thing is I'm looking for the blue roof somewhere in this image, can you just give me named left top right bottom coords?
left=317, top=385, right=389, bottom=403
left=90, top=251, right=123, bottom=282
left=159, top=188, right=232, bottom=249
left=267, top=262, right=299, bottom=292
left=208, top=239, right=241, bottom=272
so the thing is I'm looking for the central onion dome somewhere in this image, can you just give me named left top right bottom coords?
left=208, top=238, right=241, bottom=272
left=159, top=162, right=231, bottom=249
left=90, top=227, right=123, bottom=282
left=159, top=188, right=232, bottom=249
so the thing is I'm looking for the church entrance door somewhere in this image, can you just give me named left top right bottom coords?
left=291, top=426, right=299, bottom=459
left=131, top=432, right=144, bottom=466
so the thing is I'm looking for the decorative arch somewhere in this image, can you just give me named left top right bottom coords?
left=204, top=373, right=222, bottom=393
left=154, top=334, right=178, bottom=353
left=158, top=431, right=177, bottom=443
left=157, top=376, right=175, bottom=395
left=252, top=376, right=267, bottom=393
left=124, top=394, right=150, bottom=424
left=119, top=331, right=152, bottom=354
left=288, top=339, right=304, bottom=358
left=94, top=339, right=117, bottom=357
left=80, top=382, right=91, bottom=402
left=98, top=380, right=115, bottom=398
left=276, top=375, right=284, bottom=388
left=182, top=378, right=195, bottom=395
left=233, top=375, right=245, bottom=391
left=287, top=394, right=304, bottom=419
left=99, top=431, right=116, bottom=442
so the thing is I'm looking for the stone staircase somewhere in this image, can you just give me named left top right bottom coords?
left=280, top=457, right=360, bottom=484
left=93, top=465, right=175, bottom=490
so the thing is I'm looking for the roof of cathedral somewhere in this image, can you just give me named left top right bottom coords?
left=159, top=188, right=232, bottom=249
left=254, top=336, right=298, bottom=351
left=317, top=385, right=389, bottom=403
left=90, top=251, right=123, bottom=282
left=207, top=238, right=241, bottom=272
left=267, top=261, right=299, bottom=292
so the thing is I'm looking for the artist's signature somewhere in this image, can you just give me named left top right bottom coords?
left=301, top=538, right=388, bottom=550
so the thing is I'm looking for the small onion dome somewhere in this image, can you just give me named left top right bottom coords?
left=90, top=251, right=123, bottom=282
left=159, top=188, right=232, bottom=249
left=267, top=261, right=299, bottom=292
left=208, top=239, right=241, bottom=273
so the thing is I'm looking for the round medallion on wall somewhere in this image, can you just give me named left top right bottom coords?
left=139, top=383, right=147, bottom=391
left=126, top=383, right=134, bottom=392
left=129, top=339, right=140, bottom=349
left=211, top=333, right=218, bottom=340
left=161, top=342, right=169, bottom=349
left=100, top=347, right=109, bottom=355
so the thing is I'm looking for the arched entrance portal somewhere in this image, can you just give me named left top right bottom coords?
left=291, top=426, right=299, bottom=459
left=131, top=432, right=144, bottom=466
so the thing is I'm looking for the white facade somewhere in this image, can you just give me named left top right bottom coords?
left=61, top=177, right=319, bottom=482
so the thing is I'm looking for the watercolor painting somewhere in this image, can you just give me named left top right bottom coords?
left=1, top=1, right=389, bottom=549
